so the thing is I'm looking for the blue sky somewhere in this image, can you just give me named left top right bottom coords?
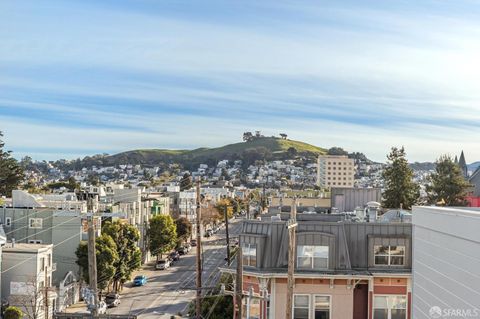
left=2, top=0, right=480, bottom=162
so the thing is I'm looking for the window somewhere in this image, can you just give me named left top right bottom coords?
left=40, top=257, right=45, bottom=271
left=294, top=295, right=309, bottom=319
left=374, top=246, right=405, bottom=266
left=28, top=240, right=42, bottom=244
left=293, top=295, right=330, bottom=319
left=29, top=218, right=43, bottom=229
left=5, top=217, right=11, bottom=226
left=373, top=295, right=407, bottom=319
left=297, top=246, right=328, bottom=269
left=242, top=243, right=257, bottom=267
left=314, top=296, right=330, bottom=319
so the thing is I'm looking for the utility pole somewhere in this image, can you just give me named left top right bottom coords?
left=195, top=179, right=202, bottom=319
left=285, top=197, right=298, bottom=319
left=261, top=184, right=266, bottom=213
left=224, top=205, right=231, bottom=265
left=44, top=266, right=49, bottom=319
left=234, top=246, right=243, bottom=319
left=87, top=197, right=99, bottom=316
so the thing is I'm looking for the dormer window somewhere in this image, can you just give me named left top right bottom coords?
left=374, top=245, right=405, bottom=266
left=297, top=245, right=329, bottom=270
left=242, top=243, right=257, bottom=267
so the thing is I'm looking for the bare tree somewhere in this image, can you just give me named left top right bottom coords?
left=9, top=275, right=51, bottom=319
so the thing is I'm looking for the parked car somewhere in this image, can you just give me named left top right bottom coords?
left=191, top=239, right=197, bottom=247
left=204, top=231, right=211, bottom=238
left=169, top=251, right=180, bottom=261
left=184, top=243, right=192, bottom=252
left=230, top=239, right=239, bottom=248
left=105, top=294, right=120, bottom=308
left=177, top=246, right=186, bottom=255
left=156, top=259, right=171, bottom=270
left=133, top=275, right=147, bottom=286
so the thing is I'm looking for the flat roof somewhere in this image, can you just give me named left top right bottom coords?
left=3, top=243, right=53, bottom=253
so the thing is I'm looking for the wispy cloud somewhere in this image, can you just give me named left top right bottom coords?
left=1, top=0, right=480, bottom=161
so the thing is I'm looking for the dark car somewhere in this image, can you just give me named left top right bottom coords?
left=105, top=293, right=120, bottom=308
left=133, top=275, right=147, bottom=286
left=169, top=251, right=180, bottom=261
left=191, top=240, right=197, bottom=247
left=177, top=247, right=186, bottom=255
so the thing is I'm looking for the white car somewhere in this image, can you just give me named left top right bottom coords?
left=97, top=301, right=107, bottom=314
left=156, top=259, right=170, bottom=270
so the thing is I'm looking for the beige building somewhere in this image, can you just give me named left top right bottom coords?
left=317, top=155, right=355, bottom=188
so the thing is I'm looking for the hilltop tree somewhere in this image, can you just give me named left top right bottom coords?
left=75, top=234, right=119, bottom=291
left=427, top=155, right=471, bottom=206
left=148, top=215, right=177, bottom=258
left=382, top=147, right=420, bottom=209
left=0, top=131, right=24, bottom=197
left=280, top=133, right=288, bottom=139
left=102, top=221, right=142, bottom=292
left=180, top=173, right=193, bottom=191
left=243, top=132, right=254, bottom=142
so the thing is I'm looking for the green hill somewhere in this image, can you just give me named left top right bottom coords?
left=102, top=137, right=326, bottom=169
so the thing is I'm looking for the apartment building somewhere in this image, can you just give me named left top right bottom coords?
left=2, top=244, right=56, bottom=319
left=412, top=206, right=480, bottom=318
left=222, top=213, right=412, bottom=319
left=317, top=155, right=355, bottom=188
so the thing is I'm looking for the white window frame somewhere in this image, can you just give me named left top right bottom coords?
left=242, top=243, right=257, bottom=267
left=374, top=245, right=406, bottom=266
left=28, top=239, right=42, bottom=244
left=29, top=218, right=43, bottom=229
left=293, top=294, right=310, bottom=319
left=5, top=217, right=11, bottom=226
left=373, top=295, right=407, bottom=319
left=297, top=245, right=329, bottom=270
left=292, top=294, right=332, bottom=319
left=313, top=295, right=331, bottom=319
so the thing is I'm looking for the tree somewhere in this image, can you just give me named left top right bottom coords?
left=286, top=147, right=297, bottom=158
left=427, top=155, right=471, bottom=206
left=328, top=147, right=348, bottom=156
left=382, top=147, right=420, bottom=209
left=4, top=306, right=23, bottom=319
left=102, top=221, right=142, bottom=292
left=280, top=133, right=288, bottom=139
left=0, top=131, right=24, bottom=197
left=8, top=276, right=44, bottom=319
left=147, top=215, right=177, bottom=258
left=187, top=274, right=234, bottom=319
left=175, top=217, right=192, bottom=243
left=180, top=173, right=192, bottom=191
left=242, top=132, right=254, bottom=142
left=75, top=234, right=119, bottom=291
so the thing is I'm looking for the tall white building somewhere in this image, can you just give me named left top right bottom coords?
left=316, top=155, right=355, bottom=188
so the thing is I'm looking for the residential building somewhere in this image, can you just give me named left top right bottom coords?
left=222, top=213, right=412, bottom=319
left=2, top=244, right=57, bottom=319
left=412, top=206, right=480, bottom=318
left=317, top=155, right=355, bottom=188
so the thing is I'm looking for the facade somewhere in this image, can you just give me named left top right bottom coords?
left=2, top=244, right=56, bottom=319
left=0, top=207, right=88, bottom=285
left=222, top=214, right=412, bottom=319
left=331, top=188, right=382, bottom=212
left=317, top=155, right=355, bottom=188
left=412, top=206, right=480, bottom=318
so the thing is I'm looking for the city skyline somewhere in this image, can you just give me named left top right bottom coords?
left=2, top=0, right=480, bottom=162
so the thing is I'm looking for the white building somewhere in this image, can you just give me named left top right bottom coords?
left=412, top=206, right=480, bottom=318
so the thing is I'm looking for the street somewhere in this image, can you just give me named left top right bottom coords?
left=68, top=218, right=243, bottom=319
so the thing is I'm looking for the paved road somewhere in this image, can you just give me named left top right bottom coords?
left=103, top=218, right=242, bottom=319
